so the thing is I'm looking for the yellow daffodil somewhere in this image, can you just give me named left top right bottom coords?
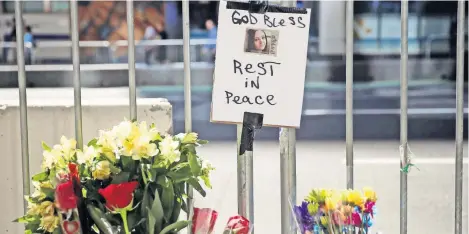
left=39, top=215, right=60, bottom=233
left=158, top=137, right=181, bottom=164
left=324, top=194, right=340, bottom=212
left=363, top=187, right=377, bottom=202
left=38, top=201, right=55, bottom=217
left=77, top=145, right=100, bottom=165
left=346, top=190, right=364, bottom=208
left=92, top=161, right=111, bottom=180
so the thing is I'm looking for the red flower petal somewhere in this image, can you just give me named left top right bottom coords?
left=98, top=181, right=139, bottom=210
left=55, top=180, right=78, bottom=209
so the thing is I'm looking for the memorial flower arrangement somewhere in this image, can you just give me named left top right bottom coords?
left=15, top=120, right=214, bottom=234
left=294, top=188, right=377, bottom=234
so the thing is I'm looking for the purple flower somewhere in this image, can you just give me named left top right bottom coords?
left=294, top=201, right=314, bottom=233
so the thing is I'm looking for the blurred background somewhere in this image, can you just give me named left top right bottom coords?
left=0, top=1, right=468, bottom=233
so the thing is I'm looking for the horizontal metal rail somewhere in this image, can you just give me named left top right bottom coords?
left=303, top=108, right=469, bottom=116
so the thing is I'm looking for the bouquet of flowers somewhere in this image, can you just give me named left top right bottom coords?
left=15, top=120, right=214, bottom=234
left=294, top=188, right=377, bottom=234
left=190, top=207, right=250, bottom=234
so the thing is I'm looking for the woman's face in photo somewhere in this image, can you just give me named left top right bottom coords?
left=253, top=30, right=266, bottom=51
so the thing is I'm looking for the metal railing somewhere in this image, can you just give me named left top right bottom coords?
left=8, top=1, right=466, bottom=234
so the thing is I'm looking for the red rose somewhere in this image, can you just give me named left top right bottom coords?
left=55, top=180, right=78, bottom=210
left=68, top=163, right=79, bottom=181
left=98, top=181, right=139, bottom=211
left=224, top=215, right=250, bottom=234
left=192, top=208, right=218, bottom=234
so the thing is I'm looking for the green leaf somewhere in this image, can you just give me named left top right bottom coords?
left=188, top=178, right=206, bottom=197
left=31, top=171, right=48, bottom=182
left=111, top=172, right=130, bottom=184
left=197, top=139, right=209, bottom=145
left=167, top=163, right=192, bottom=183
left=13, top=215, right=34, bottom=223
left=127, top=210, right=145, bottom=232
left=141, top=184, right=151, bottom=218
left=159, top=220, right=190, bottom=234
left=157, top=176, right=175, bottom=222
left=41, top=141, right=51, bottom=151
left=121, top=156, right=136, bottom=172
left=41, top=188, right=55, bottom=199
left=188, top=152, right=202, bottom=176
left=86, top=204, right=115, bottom=234
left=146, top=207, right=156, bottom=234
left=148, top=187, right=164, bottom=234
left=25, top=230, right=33, bottom=234
left=87, top=138, right=98, bottom=147
left=170, top=198, right=182, bottom=224
left=200, top=175, right=212, bottom=189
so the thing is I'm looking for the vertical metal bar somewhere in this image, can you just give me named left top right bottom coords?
left=399, top=1, right=409, bottom=234
left=238, top=148, right=254, bottom=233
left=126, top=0, right=137, bottom=120
left=182, top=1, right=194, bottom=233
left=280, top=128, right=296, bottom=234
left=273, top=2, right=298, bottom=233
left=70, top=0, right=83, bottom=149
left=345, top=0, right=354, bottom=190
left=454, top=1, right=465, bottom=233
left=14, top=0, right=31, bottom=212
left=277, top=1, right=297, bottom=233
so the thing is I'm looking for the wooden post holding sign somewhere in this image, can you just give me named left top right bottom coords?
left=211, top=1, right=311, bottom=232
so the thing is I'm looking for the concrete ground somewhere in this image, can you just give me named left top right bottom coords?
left=193, top=141, right=468, bottom=234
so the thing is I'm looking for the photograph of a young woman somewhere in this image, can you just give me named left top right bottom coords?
left=245, top=29, right=270, bottom=54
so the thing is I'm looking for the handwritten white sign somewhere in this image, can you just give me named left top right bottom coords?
left=211, top=1, right=311, bottom=128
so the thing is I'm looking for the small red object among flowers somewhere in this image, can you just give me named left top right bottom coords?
left=192, top=208, right=218, bottom=234
left=224, top=215, right=250, bottom=234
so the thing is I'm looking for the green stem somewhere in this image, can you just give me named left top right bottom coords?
left=120, top=209, right=131, bottom=234
left=141, top=165, right=148, bottom=185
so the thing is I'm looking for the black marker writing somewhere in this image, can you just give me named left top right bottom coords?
left=225, top=91, right=276, bottom=105
left=233, top=59, right=281, bottom=76
left=245, top=77, right=260, bottom=89
left=231, top=10, right=258, bottom=25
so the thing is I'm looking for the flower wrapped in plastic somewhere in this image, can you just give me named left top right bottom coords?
left=14, top=120, right=214, bottom=234
left=294, top=188, right=377, bottom=234
left=189, top=207, right=251, bottom=234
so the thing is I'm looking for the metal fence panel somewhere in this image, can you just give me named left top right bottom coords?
left=9, top=1, right=466, bottom=234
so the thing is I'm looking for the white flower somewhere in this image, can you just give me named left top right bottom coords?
left=158, top=137, right=181, bottom=163
left=132, top=136, right=159, bottom=160
left=41, top=148, right=61, bottom=170
left=97, top=130, right=117, bottom=150
left=58, top=136, right=77, bottom=160
left=77, top=145, right=100, bottom=165
left=112, top=120, right=137, bottom=142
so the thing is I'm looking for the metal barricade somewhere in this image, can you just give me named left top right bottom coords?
left=8, top=0, right=466, bottom=234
